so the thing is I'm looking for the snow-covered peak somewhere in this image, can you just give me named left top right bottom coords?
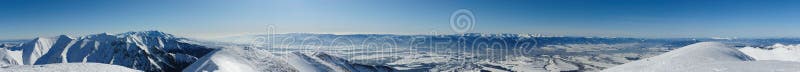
left=80, top=33, right=116, bottom=41
left=116, top=30, right=175, bottom=38
left=31, top=35, right=74, bottom=42
left=602, top=42, right=752, bottom=72
left=19, top=34, right=75, bottom=65
left=55, top=35, right=72, bottom=39
left=7, top=31, right=215, bottom=72
left=78, top=31, right=176, bottom=40
left=70, top=31, right=174, bottom=40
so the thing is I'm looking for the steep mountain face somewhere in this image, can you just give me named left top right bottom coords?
left=18, top=35, right=67, bottom=65
left=26, top=35, right=73, bottom=65
left=11, top=31, right=215, bottom=72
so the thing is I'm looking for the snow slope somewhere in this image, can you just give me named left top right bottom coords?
left=603, top=42, right=800, bottom=72
left=0, top=63, right=141, bottom=72
left=182, top=49, right=258, bottom=72
left=182, top=43, right=299, bottom=72
left=739, top=43, right=800, bottom=62
left=6, top=31, right=215, bottom=72
left=284, top=52, right=396, bottom=72
left=182, top=47, right=397, bottom=72
left=0, top=48, right=22, bottom=67
left=18, top=35, right=71, bottom=65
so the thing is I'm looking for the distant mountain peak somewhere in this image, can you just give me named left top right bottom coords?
left=117, top=30, right=174, bottom=38
left=56, top=35, right=70, bottom=38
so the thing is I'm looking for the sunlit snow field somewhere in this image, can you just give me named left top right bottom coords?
left=2, top=32, right=800, bottom=72
left=205, top=33, right=800, bottom=72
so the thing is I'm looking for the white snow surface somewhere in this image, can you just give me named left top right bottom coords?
left=19, top=35, right=68, bottom=65
left=0, top=48, right=22, bottom=66
left=182, top=40, right=398, bottom=72
left=2, top=31, right=215, bottom=71
left=181, top=43, right=299, bottom=72
left=740, top=43, right=800, bottom=62
left=182, top=49, right=258, bottom=72
left=603, top=42, right=800, bottom=72
left=0, top=63, right=141, bottom=72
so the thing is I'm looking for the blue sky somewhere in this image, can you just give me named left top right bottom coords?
left=2, top=0, right=800, bottom=39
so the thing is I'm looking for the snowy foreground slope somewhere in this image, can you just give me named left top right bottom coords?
left=603, top=42, right=800, bottom=72
left=0, top=63, right=140, bottom=72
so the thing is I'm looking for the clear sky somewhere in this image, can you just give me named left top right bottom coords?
left=2, top=0, right=800, bottom=39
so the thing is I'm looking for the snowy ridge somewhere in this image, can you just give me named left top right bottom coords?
left=31, top=35, right=74, bottom=65
left=740, top=43, right=800, bottom=62
left=308, top=52, right=396, bottom=72
left=182, top=49, right=258, bottom=72
left=0, top=48, right=22, bottom=67
left=603, top=42, right=800, bottom=72
left=4, top=31, right=215, bottom=72
left=19, top=35, right=71, bottom=65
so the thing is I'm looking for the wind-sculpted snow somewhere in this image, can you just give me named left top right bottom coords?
left=603, top=42, right=800, bottom=72
left=4, top=31, right=215, bottom=72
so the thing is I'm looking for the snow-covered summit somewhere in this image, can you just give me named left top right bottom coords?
left=603, top=42, right=800, bottom=72
left=20, top=34, right=74, bottom=65
left=79, top=31, right=176, bottom=40
left=740, top=43, right=800, bottom=62
left=5, top=31, right=215, bottom=72
left=117, top=31, right=176, bottom=38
